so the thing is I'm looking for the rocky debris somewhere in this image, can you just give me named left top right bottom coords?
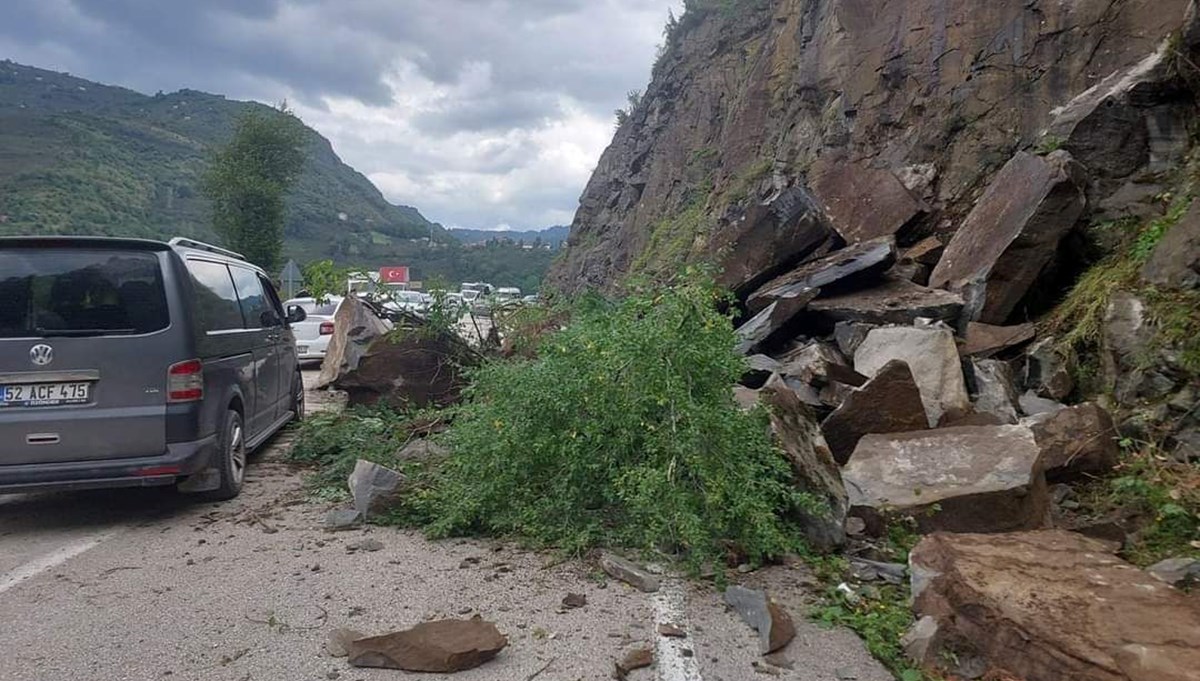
left=735, top=292, right=818, bottom=355
left=396, top=439, right=449, bottom=463
left=967, top=359, right=1021, bottom=425
left=347, top=618, right=507, bottom=672
left=900, top=615, right=941, bottom=667
left=615, top=647, right=654, bottom=680
left=777, top=341, right=853, bottom=386
left=714, top=186, right=837, bottom=297
left=1024, top=403, right=1119, bottom=481
left=599, top=553, right=660, bottom=593
left=323, top=509, right=363, bottom=531
left=820, top=360, right=928, bottom=465
left=743, top=354, right=783, bottom=388
left=910, top=530, right=1200, bottom=681
left=335, top=328, right=476, bottom=409
left=887, top=261, right=930, bottom=286
left=763, top=383, right=849, bottom=551
left=930, top=151, right=1088, bottom=325
left=1146, top=557, right=1200, bottom=587
left=960, top=322, right=1036, bottom=358
left=833, top=322, right=875, bottom=357
left=1022, top=338, right=1075, bottom=401
left=810, top=162, right=923, bottom=244
left=733, top=385, right=762, bottom=411
left=317, top=296, right=391, bottom=388
left=808, top=277, right=963, bottom=326
left=1142, top=199, right=1200, bottom=289
left=1102, top=292, right=1180, bottom=405
left=724, top=586, right=796, bottom=655
left=657, top=623, right=687, bottom=638
left=561, top=593, right=587, bottom=609
left=903, top=237, right=945, bottom=267
left=348, top=460, right=403, bottom=518
left=849, top=559, right=907, bottom=585
left=747, top=237, right=897, bottom=313
left=1018, top=391, right=1067, bottom=417
left=854, top=327, right=970, bottom=427
left=346, top=538, right=384, bottom=553
left=326, top=628, right=366, bottom=658
left=843, top=426, right=1049, bottom=534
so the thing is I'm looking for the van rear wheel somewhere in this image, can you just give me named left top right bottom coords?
left=291, top=370, right=305, bottom=423
left=203, top=409, right=246, bottom=501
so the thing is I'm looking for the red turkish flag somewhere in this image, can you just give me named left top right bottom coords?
left=379, top=266, right=409, bottom=283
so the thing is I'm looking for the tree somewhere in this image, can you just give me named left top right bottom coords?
left=203, top=104, right=307, bottom=269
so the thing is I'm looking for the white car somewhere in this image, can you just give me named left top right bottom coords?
left=383, top=290, right=429, bottom=316
left=285, top=296, right=344, bottom=363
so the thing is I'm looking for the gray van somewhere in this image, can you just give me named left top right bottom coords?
left=0, top=236, right=307, bottom=500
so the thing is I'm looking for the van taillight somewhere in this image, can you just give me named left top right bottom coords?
left=167, top=359, right=204, bottom=402
left=319, top=321, right=335, bottom=335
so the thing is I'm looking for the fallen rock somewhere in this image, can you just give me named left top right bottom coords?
left=396, top=439, right=449, bottom=463
left=347, top=618, right=508, bottom=672
left=1018, top=391, right=1067, bottom=417
left=967, top=359, right=1020, bottom=425
left=335, top=329, right=476, bottom=409
left=808, top=277, right=964, bottom=326
left=599, top=553, right=661, bottom=593
left=910, top=530, right=1200, bottom=681
left=810, top=162, right=923, bottom=244
left=1146, top=557, right=1200, bottom=587
left=854, top=327, right=970, bottom=427
left=348, top=460, right=404, bottom=518
left=820, top=360, right=928, bottom=465
left=323, top=509, right=363, bottom=531
left=733, top=385, right=762, bottom=411
left=615, top=646, right=654, bottom=680
left=1023, top=338, right=1075, bottom=401
left=724, top=586, right=796, bottom=655
left=960, top=322, right=1036, bottom=358
left=842, top=426, right=1049, bottom=534
left=347, top=538, right=384, bottom=553
left=833, top=321, right=875, bottom=357
left=562, top=593, right=587, bottom=609
left=763, top=383, right=849, bottom=551
left=715, top=185, right=837, bottom=297
left=326, top=628, right=366, bottom=658
left=900, top=615, right=941, bottom=667
left=1023, top=402, right=1119, bottom=481
left=317, top=296, right=391, bottom=388
left=930, top=151, right=1088, bottom=324
left=735, top=292, right=818, bottom=355
left=1142, top=198, right=1200, bottom=289
left=777, top=341, right=853, bottom=386
left=903, top=236, right=945, bottom=267
left=657, top=623, right=687, bottom=638
left=747, top=237, right=898, bottom=313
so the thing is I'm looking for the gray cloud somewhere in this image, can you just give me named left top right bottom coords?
left=0, top=0, right=679, bottom=228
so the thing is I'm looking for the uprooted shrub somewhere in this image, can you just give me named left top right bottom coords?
left=413, top=277, right=821, bottom=569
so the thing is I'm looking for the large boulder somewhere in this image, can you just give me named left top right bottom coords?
left=747, top=236, right=897, bottom=313
left=930, top=151, right=1088, bottom=325
left=1142, top=199, right=1200, bottom=289
left=348, top=459, right=404, bottom=518
left=960, top=322, right=1035, bottom=358
left=842, top=426, right=1049, bottom=534
left=809, top=161, right=924, bottom=244
left=1023, top=402, right=1119, bottom=481
left=909, top=530, right=1200, bottom=681
left=734, top=291, right=818, bottom=355
left=854, top=327, right=970, bottom=427
left=335, top=328, right=477, bottom=409
left=347, top=619, right=508, bottom=672
left=967, top=359, right=1021, bottom=425
left=318, top=296, right=391, bottom=388
left=762, top=382, right=848, bottom=551
left=820, top=360, right=929, bottom=465
left=809, top=277, right=963, bottom=326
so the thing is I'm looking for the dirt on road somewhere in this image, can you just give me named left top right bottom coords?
left=0, top=372, right=890, bottom=681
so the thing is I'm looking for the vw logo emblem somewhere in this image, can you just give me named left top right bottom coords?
left=29, top=344, right=54, bottom=367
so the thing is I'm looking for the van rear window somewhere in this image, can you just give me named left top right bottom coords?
left=0, top=249, right=170, bottom=338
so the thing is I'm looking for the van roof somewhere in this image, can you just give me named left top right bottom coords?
left=0, top=235, right=266, bottom=274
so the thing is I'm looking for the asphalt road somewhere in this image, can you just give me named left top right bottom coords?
left=0, top=371, right=891, bottom=681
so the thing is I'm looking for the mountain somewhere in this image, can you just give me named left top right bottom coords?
left=547, top=0, right=1185, bottom=293
left=0, top=60, right=441, bottom=263
left=450, top=225, right=569, bottom=248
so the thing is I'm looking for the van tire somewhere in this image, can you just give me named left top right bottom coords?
left=203, top=409, right=246, bottom=501
left=291, top=370, right=305, bottom=423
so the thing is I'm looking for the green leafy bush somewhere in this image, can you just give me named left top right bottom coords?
left=288, top=406, right=415, bottom=499
left=421, top=277, right=816, bottom=567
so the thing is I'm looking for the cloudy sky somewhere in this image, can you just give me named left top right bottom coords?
left=0, top=0, right=680, bottom=230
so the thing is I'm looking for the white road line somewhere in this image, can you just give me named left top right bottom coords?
left=0, top=530, right=116, bottom=595
left=653, top=579, right=704, bottom=681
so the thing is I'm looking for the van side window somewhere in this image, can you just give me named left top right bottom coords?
left=185, top=259, right=244, bottom=331
left=258, top=275, right=287, bottom=322
left=229, top=266, right=277, bottom=328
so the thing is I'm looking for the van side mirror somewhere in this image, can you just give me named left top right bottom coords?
left=284, top=305, right=307, bottom=325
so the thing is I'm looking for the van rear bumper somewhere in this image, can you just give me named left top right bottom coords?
left=0, top=434, right=218, bottom=494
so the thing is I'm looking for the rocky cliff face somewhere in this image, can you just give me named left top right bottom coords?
left=549, top=0, right=1190, bottom=295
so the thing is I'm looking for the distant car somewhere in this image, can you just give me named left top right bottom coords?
left=383, top=290, right=429, bottom=316
left=285, top=296, right=344, bottom=363
left=494, top=287, right=522, bottom=304
left=522, top=294, right=540, bottom=305
left=0, top=236, right=307, bottom=500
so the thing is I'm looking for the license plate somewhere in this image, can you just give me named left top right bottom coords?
left=297, top=345, right=309, bottom=355
left=0, top=382, right=91, bottom=408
